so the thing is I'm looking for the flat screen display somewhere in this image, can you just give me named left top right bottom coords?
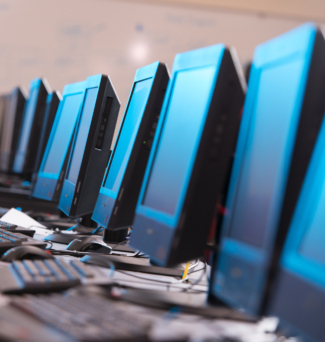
left=299, top=176, right=325, bottom=266
left=143, top=66, right=216, bottom=216
left=226, top=58, right=304, bottom=249
left=16, top=87, right=38, bottom=154
left=42, top=93, right=83, bottom=174
left=13, top=87, right=38, bottom=171
left=67, top=87, right=98, bottom=185
left=104, top=78, right=153, bottom=192
left=2, top=95, right=15, bottom=154
left=0, top=97, right=6, bottom=150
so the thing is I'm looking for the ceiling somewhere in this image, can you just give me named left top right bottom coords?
left=121, top=0, right=325, bottom=22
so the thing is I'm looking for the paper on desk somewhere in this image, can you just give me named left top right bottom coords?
left=1, top=208, right=53, bottom=235
left=2, top=208, right=46, bottom=228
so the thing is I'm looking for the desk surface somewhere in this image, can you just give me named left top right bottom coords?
left=26, top=231, right=293, bottom=341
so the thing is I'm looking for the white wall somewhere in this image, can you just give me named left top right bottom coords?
left=0, top=0, right=322, bottom=139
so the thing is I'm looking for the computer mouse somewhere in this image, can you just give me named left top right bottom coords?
left=1, top=246, right=54, bottom=262
left=66, top=236, right=112, bottom=254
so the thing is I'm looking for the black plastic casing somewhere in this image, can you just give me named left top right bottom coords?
left=30, top=91, right=61, bottom=191
left=91, top=62, right=169, bottom=234
left=0, top=88, right=26, bottom=173
left=13, top=79, right=50, bottom=175
left=130, top=46, right=245, bottom=267
left=58, top=74, right=120, bottom=218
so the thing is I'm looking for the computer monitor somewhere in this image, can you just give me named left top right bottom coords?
left=0, top=88, right=26, bottom=173
left=31, top=91, right=61, bottom=190
left=129, top=44, right=245, bottom=267
left=58, top=74, right=120, bottom=218
left=92, top=62, right=169, bottom=237
left=32, top=81, right=86, bottom=201
left=0, top=94, right=8, bottom=163
left=209, top=23, right=325, bottom=316
left=266, top=116, right=325, bottom=342
left=12, top=78, right=50, bottom=175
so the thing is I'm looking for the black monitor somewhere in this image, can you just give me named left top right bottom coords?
left=267, top=116, right=325, bottom=342
left=209, top=23, right=325, bottom=316
left=92, top=62, right=169, bottom=237
left=0, top=94, right=9, bottom=164
left=129, top=44, right=245, bottom=267
left=32, top=81, right=86, bottom=201
left=12, top=78, right=50, bottom=175
left=0, top=88, right=26, bottom=173
left=31, top=91, right=61, bottom=190
left=58, top=74, right=120, bottom=218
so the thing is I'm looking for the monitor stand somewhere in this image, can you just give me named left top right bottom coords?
left=44, top=215, right=135, bottom=252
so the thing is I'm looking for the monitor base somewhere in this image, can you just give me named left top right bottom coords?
left=81, top=254, right=184, bottom=277
left=103, top=228, right=129, bottom=244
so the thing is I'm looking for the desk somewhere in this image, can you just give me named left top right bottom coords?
left=18, top=231, right=289, bottom=342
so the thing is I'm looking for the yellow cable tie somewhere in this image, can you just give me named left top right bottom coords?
left=182, top=261, right=191, bottom=280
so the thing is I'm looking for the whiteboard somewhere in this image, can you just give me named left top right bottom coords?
left=0, top=0, right=322, bottom=140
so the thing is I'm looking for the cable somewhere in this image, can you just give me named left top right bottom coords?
left=183, top=261, right=207, bottom=291
left=111, top=239, right=128, bottom=250
left=103, top=260, right=115, bottom=278
left=91, top=225, right=104, bottom=235
left=182, top=262, right=191, bottom=280
left=45, top=241, right=53, bottom=250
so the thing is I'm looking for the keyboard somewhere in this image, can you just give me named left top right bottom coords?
left=0, top=220, right=36, bottom=237
left=10, top=288, right=151, bottom=341
left=0, top=227, right=45, bottom=254
left=0, top=258, right=111, bottom=294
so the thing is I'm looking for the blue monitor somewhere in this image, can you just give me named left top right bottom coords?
left=31, top=91, right=61, bottom=191
left=32, top=81, right=86, bottom=201
left=92, top=62, right=169, bottom=233
left=12, top=78, right=50, bottom=175
left=267, top=116, right=325, bottom=342
left=58, top=74, right=120, bottom=218
left=210, top=23, right=325, bottom=315
left=0, top=88, right=26, bottom=173
left=130, top=45, right=245, bottom=266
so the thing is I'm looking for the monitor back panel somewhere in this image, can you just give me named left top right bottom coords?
left=12, top=79, right=50, bottom=175
left=130, top=44, right=245, bottom=266
left=32, top=81, right=86, bottom=202
left=210, top=23, right=325, bottom=316
left=31, top=91, right=61, bottom=191
left=267, top=116, right=325, bottom=342
left=0, top=94, right=9, bottom=168
left=0, top=88, right=26, bottom=173
left=92, top=62, right=169, bottom=231
left=58, top=74, right=120, bottom=218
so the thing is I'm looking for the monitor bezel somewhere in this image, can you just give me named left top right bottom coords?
left=63, top=77, right=103, bottom=189
left=12, top=78, right=50, bottom=174
left=135, top=45, right=225, bottom=229
left=99, top=64, right=158, bottom=201
left=208, top=23, right=324, bottom=312
left=58, top=73, right=120, bottom=217
left=279, top=117, right=325, bottom=288
left=265, top=117, right=325, bottom=342
left=37, top=81, right=86, bottom=181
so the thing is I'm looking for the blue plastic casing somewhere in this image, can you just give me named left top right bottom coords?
left=58, top=74, right=120, bottom=218
left=32, top=81, right=86, bottom=201
left=211, top=23, right=322, bottom=315
left=267, top=117, right=325, bottom=342
left=130, top=44, right=245, bottom=266
left=92, top=62, right=169, bottom=229
left=13, top=78, right=50, bottom=174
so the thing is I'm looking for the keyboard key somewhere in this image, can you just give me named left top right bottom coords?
left=34, top=260, right=53, bottom=276
left=70, top=260, right=94, bottom=278
left=43, top=260, right=71, bottom=282
left=23, top=260, right=41, bottom=277
left=12, top=261, right=34, bottom=284
left=54, top=259, right=79, bottom=281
